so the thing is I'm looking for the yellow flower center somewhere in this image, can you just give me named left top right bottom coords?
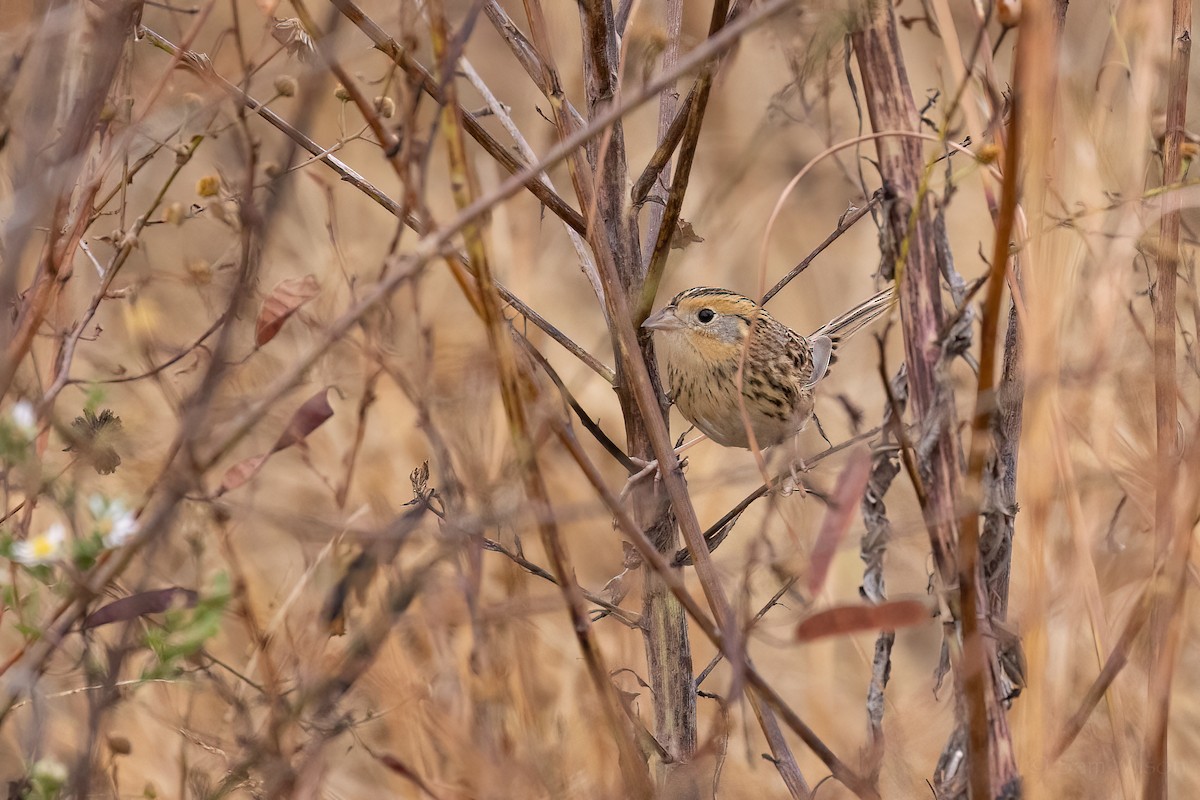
left=31, top=536, right=56, bottom=558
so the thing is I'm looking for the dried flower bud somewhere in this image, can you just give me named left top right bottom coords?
left=196, top=175, right=221, bottom=198
left=164, top=202, right=185, bottom=226
left=274, top=75, right=298, bottom=98
left=977, top=143, right=1002, bottom=165
left=208, top=199, right=240, bottom=227
left=66, top=408, right=124, bottom=475
left=272, top=17, right=316, bottom=61
left=334, top=85, right=351, bottom=102
left=187, top=259, right=212, bottom=285
left=107, top=735, right=132, bottom=756
left=263, top=162, right=282, bottom=178
left=997, top=0, right=1021, bottom=27
left=374, top=96, right=395, bottom=118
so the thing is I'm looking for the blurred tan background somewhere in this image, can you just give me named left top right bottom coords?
left=1, top=1, right=1198, bottom=798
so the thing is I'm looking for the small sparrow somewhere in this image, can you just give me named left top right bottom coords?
left=642, top=286, right=895, bottom=449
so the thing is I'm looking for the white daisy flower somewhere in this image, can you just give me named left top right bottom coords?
left=10, top=401, right=36, bottom=436
left=30, top=757, right=68, bottom=789
left=12, top=524, right=66, bottom=565
left=90, top=495, right=139, bottom=549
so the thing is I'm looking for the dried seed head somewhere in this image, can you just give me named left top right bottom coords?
left=334, top=85, right=351, bottom=102
left=164, top=202, right=185, bottom=226
left=997, top=0, right=1021, bottom=27
left=977, top=143, right=1002, bottom=165
left=196, top=175, right=221, bottom=198
left=187, top=259, right=212, bottom=285
left=107, top=735, right=132, bottom=756
left=374, top=96, right=395, bottom=118
left=274, top=75, right=298, bottom=98
left=66, top=408, right=124, bottom=475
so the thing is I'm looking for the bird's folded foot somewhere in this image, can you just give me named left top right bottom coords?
left=779, top=457, right=809, bottom=497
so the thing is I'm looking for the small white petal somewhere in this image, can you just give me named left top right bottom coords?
left=12, top=524, right=66, bottom=565
left=10, top=401, right=35, bottom=435
left=102, top=514, right=139, bottom=549
left=88, top=494, right=107, bottom=518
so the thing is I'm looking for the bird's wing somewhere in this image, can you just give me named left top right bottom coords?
left=805, top=335, right=833, bottom=388
left=810, top=285, right=897, bottom=341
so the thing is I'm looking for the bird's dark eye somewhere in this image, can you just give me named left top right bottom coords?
left=697, top=308, right=715, bottom=324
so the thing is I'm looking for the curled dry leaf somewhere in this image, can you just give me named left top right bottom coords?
left=271, top=387, right=334, bottom=453
left=255, top=274, right=320, bottom=347
left=671, top=218, right=705, bottom=250
left=83, top=587, right=199, bottom=630
left=218, top=387, right=335, bottom=495
left=795, top=599, right=930, bottom=643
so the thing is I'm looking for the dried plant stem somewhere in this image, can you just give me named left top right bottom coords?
left=458, top=56, right=603, bottom=302
left=761, top=193, right=882, bottom=305
left=851, top=2, right=1017, bottom=795
left=637, top=0, right=685, bottom=267
left=861, top=360, right=907, bottom=786
left=1051, top=583, right=1154, bottom=759
left=427, top=3, right=653, bottom=794
left=0, top=2, right=140, bottom=402
left=628, top=0, right=702, bottom=777
left=1144, top=2, right=1191, bottom=797
left=141, top=28, right=614, bottom=385
left=638, top=0, right=730, bottom=319
left=553, top=423, right=879, bottom=800
left=329, top=0, right=588, bottom=235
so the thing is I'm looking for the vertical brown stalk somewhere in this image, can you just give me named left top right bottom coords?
left=1144, top=2, right=1191, bottom=798
left=524, top=0, right=696, bottom=775
left=1152, top=4, right=1188, bottom=565
left=0, top=0, right=142, bottom=400
left=851, top=1, right=959, bottom=587
left=851, top=2, right=1018, bottom=796
left=427, top=4, right=653, bottom=795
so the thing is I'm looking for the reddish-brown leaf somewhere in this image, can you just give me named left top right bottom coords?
left=218, top=454, right=269, bottom=495
left=808, top=447, right=872, bottom=596
left=271, top=387, right=334, bottom=452
left=217, top=388, right=335, bottom=495
left=255, top=275, right=320, bottom=347
left=82, top=588, right=198, bottom=630
left=795, top=599, right=930, bottom=643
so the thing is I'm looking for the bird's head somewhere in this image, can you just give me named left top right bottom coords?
left=642, top=287, right=762, bottom=356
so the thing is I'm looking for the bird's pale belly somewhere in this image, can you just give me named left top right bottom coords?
left=668, top=365, right=812, bottom=449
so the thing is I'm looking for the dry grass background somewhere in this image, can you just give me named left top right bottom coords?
left=0, top=1, right=1198, bottom=798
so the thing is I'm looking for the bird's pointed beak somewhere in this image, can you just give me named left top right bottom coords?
left=641, top=307, right=684, bottom=332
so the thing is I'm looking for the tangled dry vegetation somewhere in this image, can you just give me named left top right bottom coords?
left=1, top=1, right=1198, bottom=798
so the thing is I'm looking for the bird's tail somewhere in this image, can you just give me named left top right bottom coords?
left=810, top=284, right=897, bottom=342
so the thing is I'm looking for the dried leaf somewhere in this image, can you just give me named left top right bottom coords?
left=218, top=454, right=269, bottom=494
left=217, top=388, right=334, bottom=495
left=795, top=599, right=929, bottom=643
left=671, top=218, right=705, bottom=250
left=83, top=587, right=198, bottom=630
left=271, top=17, right=316, bottom=61
left=808, top=447, right=872, bottom=596
left=271, top=387, right=334, bottom=453
left=65, top=408, right=124, bottom=474
left=255, top=275, right=320, bottom=347
left=409, top=461, right=429, bottom=498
